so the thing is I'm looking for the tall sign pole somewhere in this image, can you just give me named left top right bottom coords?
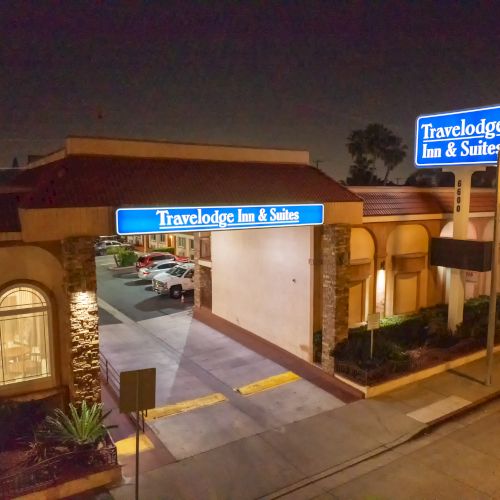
left=443, top=166, right=484, bottom=331
left=120, top=368, right=156, bottom=500
left=415, top=105, right=500, bottom=384
left=486, top=153, right=500, bottom=385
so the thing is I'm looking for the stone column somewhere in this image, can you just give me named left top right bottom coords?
left=194, top=233, right=201, bottom=308
left=61, top=237, right=100, bottom=404
left=194, top=233, right=213, bottom=309
left=321, top=224, right=351, bottom=373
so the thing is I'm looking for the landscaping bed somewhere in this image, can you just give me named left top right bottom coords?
left=331, top=296, right=500, bottom=386
left=0, top=399, right=119, bottom=499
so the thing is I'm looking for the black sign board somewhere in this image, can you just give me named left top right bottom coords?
left=430, top=238, right=492, bottom=272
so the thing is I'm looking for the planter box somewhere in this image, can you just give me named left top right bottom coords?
left=335, top=344, right=500, bottom=398
left=0, top=434, right=120, bottom=500
left=15, top=466, right=122, bottom=500
left=109, top=265, right=136, bottom=276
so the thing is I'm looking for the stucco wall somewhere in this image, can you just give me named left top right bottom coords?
left=0, top=244, right=67, bottom=398
left=211, top=226, right=313, bottom=361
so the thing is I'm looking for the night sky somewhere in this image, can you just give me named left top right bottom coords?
left=2, top=1, right=500, bottom=181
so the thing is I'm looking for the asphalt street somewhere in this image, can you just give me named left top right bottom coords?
left=95, top=255, right=193, bottom=322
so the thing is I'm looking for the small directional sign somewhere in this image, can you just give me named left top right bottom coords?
left=367, top=312, right=381, bottom=331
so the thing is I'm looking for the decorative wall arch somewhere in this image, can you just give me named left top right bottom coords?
left=440, top=221, right=478, bottom=240
left=348, top=228, right=376, bottom=326
left=385, top=224, right=429, bottom=316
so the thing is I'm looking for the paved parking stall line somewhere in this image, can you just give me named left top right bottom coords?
left=146, top=393, right=228, bottom=420
left=115, top=434, right=155, bottom=457
left=235, top=371, right=300, bottom=396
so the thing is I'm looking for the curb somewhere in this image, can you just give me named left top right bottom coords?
left=261, top=389, right=500, bottom=499
left=109, top=265, right=136, bottom=276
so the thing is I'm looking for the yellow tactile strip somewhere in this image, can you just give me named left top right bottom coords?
left=115, top=434, right=155, bottom=457
left=235, top=371, right=301, bottom=396
left=145, top=392, right=228, bottom=420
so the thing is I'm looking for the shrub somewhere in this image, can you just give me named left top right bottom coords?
left=332, top=333, right=410, bottom=373
left=38, top=401, right=115, bottom=449
left=105, top=246, right=121, bottom=255
left=349, top=313, right=426, bottom=350
left=115, top=248, right=137, bottom=267
left=154, top=247, right=175, bottom=254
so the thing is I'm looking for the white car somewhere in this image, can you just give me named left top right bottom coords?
left=95, top=239, right=125, bottom=256
left=137, top=260, right=178, bottom=280
left=152, top=263, right=195, bottom=298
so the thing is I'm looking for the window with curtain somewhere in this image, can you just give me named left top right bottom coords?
left=0, top=285, right=51, bottom=385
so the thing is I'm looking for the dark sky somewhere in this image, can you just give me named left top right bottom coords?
left=1, top=1, right=500, bottom=181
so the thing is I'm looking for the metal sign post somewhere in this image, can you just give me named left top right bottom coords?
left=120, top=368, right=156, bottom=500
left=442, top=166, right=484, bottom=331
left=367, top=312, right=380, bottom=359
left=486, top=153, right=500, bottom=385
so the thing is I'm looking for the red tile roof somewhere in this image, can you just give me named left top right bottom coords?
left=352, top=188, right=496, bottom=217
left=0, top=193, right=21, bottom=232
left=15, top=155, right=361, bottom=209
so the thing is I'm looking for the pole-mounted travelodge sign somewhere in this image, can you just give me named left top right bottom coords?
left=116, top=204, right=324, bottom=235
left=415, top=104, right=500, bottom=167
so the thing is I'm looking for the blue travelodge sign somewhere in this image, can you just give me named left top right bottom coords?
left=415, top=105, right=500, bottom=167
left=116, top=204, right=324, bottom=235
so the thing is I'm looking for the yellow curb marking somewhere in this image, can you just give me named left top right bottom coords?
left=115, top=434, right=154, bottom=457
left=145, top=392, right=228, bottom=420
left=235, top=371, right=301, bottom=396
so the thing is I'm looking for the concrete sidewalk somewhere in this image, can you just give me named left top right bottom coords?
left=105, top=312, right=500, bottom=500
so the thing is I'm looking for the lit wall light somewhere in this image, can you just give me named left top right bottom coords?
left=376, top=268, right=386, bottom=314
left=73, top=291, right=95, bottom=306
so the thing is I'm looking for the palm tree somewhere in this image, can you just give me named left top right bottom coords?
left=346, top=123, right=407, bottom=185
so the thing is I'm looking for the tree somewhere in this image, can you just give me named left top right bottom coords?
left=345, top=123, right=407, bottom=185
left=345, top=156, right=382, bottom=186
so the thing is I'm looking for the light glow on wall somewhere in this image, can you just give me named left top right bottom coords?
left=73, top=291, right=95, bottom=306
left=376, top=269, right=386, bottom=315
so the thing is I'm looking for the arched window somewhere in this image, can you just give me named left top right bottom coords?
left=0, top=285, right=51, bottom=385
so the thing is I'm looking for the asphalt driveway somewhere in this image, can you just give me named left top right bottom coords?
left=96, top=256, right=347, bottom=461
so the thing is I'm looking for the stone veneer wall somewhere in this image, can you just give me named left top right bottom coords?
left=61, top=237, right=100, bottom=403
left=194, top=233, right=212, bottom=309
left=321, top=224, right=351, bottom=373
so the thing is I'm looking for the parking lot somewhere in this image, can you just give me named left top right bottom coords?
left=96, top=253, right=349, bottom=462
left=96, top=255, right=193, bottom=323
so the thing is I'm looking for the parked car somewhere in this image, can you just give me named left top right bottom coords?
left=135, top=252, right=175, bottom=271
left=137, top=260, right=178, bottom=280
left=94, top=240, right=125, bottom=256
left=152, top=263, right=195, bottom=298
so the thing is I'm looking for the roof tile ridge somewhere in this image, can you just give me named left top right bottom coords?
left=311, top=167, right=363, bottom=201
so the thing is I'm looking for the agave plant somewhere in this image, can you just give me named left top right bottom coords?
left=40, top=400, right=115, bottom=448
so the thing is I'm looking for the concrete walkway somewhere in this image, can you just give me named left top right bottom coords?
left=100, top=303, right=500, bottom=499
